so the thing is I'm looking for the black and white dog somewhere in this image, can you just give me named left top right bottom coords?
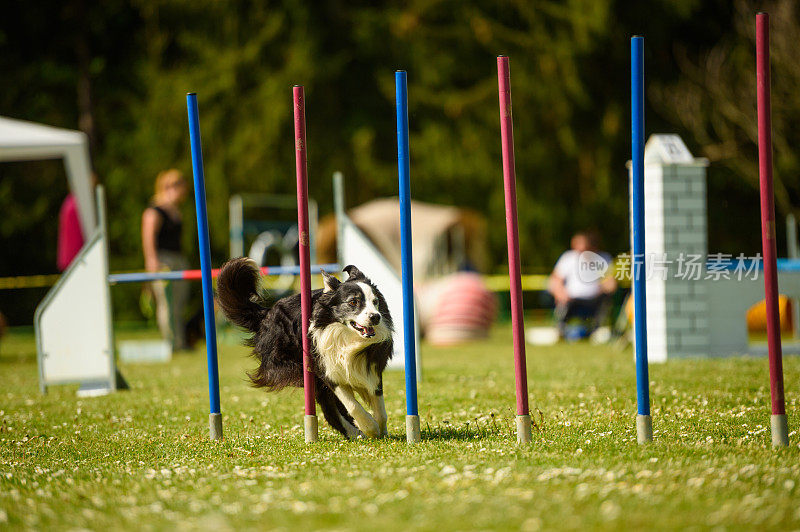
left=216, top=258, right=393, bottom=439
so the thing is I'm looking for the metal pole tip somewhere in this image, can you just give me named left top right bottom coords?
left=516, top=415, right=532, bottom=444
left=771, top=414, right=789, bottom=447
left=209, top=413, right=223, bottom=441
left=304, top=415, right=318, bottom=443
left=636, top=414, right=653, bottom=444
left=406, top=415, right=421, bottom=443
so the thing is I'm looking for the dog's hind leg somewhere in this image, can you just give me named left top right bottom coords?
left=317, top=380, right=361, bottom=440
left=334, top=385, right=380, bottom=438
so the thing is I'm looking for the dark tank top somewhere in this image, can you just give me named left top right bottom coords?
left=152, top=205, right=182, bottom=252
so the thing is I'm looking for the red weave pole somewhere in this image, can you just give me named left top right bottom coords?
left=497, top=56, right=530, bottom=418
left=756, top=13, right=786, bottom=417
left=293, top=85, right=316, bottom=419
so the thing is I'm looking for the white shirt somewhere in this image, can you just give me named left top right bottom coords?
left=553, top=250, right=612, bottom=300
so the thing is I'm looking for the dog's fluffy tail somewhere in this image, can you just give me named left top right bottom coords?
left=216, top=258, right=267, bottom=332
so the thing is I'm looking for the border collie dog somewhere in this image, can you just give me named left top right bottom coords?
left=216, top=258, right=393, bottom=439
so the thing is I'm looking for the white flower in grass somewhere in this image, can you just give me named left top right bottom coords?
left=291, top=501, right=309, bottom=514
left=364, top=503, right=378, bottom=515
left=600, top=500, right=620, bottom=520
left=440, top=465, right=456, bottom=476
left=521, top=517, right=542, bottom=531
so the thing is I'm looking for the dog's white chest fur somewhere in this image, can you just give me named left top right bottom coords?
left=310, top=322, right=384, bottom=392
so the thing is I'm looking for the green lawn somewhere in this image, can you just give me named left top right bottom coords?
left=1, top=324, right=798, bottom=530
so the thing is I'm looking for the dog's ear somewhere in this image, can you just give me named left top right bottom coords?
left=321, top=271, right=341, bottom=292
left=343, top=265, right=366, bottom=281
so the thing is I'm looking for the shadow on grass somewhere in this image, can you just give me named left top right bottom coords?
left=367, top=419, right=516, bottom=442
left=419, top=419, right=516, bottom=442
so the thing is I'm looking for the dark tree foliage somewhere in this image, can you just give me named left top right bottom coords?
left=651, top=0, right=800, bottom=256
left=0, top=0, right=759, bottom=324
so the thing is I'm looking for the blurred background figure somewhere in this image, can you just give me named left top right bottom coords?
left=57, top=173, right=98, bottom=271
left=548, top=230, right=616, bottom=340
left=56, top=190, right=83, bottom=271
left=141, top=169, right=189, bottom=351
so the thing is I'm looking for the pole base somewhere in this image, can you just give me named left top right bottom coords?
left=636, top=414, right=653, bottom=444
left=304, top=415, right=318, bottom=443
left=516, top=414, right=532, bottom=444
left=406, top=415, right=421, bottom=443
left=209, top=413, right=223, bottom=441
left=771, top=414, right=789, bottom=447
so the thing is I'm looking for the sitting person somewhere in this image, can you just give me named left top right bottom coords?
left=548, top=231, right=616, bottom=339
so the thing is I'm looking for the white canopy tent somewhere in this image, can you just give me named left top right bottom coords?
left=0, top=116, right=96, bottom=236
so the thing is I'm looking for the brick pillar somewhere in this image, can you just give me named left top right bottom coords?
left=630, top=135, right=709, bottom=362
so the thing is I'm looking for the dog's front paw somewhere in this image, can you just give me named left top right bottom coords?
left=358, top=419, right=381, bottom=439
left=375, top=417, right=388, bottom=438
left=345, top=425, right=364, bottom=440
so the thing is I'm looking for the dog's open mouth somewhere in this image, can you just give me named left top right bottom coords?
left=350, top=321, right=376, bottom=338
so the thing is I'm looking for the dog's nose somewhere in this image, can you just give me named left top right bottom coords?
left=369, top=313, right=381, bottom=325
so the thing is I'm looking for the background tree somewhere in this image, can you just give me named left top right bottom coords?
left=651, top=0, right=800, bottom=254
left=1, top=0, right=773, bottom=324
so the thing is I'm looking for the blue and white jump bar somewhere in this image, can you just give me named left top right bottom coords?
left=108, top=257, right=799, bottom=286
left=396, top=70, right=421, bottom=444
left=108, top=263, right=341, bottom=285
left=631, top=36, right=653, bottom=444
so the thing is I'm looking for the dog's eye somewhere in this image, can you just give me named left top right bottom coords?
left=348, top=299, right=358, bottom=307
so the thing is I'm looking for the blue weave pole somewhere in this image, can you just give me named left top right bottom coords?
left=395, top=71, right=421, bottom=443
left=187, top=93, right=223, bottom=441
left=631, top=37, right=652, bottom=443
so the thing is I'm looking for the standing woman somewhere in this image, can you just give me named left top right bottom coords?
left=142, top=169, right=190, bottom=350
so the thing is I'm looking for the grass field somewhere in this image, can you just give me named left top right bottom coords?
left=1, top=324, right=799, bottom=530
